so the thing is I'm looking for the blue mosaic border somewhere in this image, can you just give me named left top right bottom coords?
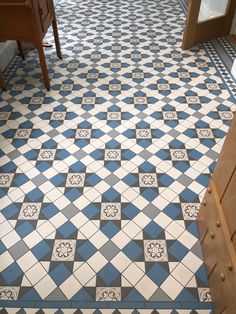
left=0, top=301, right=213, bottom=310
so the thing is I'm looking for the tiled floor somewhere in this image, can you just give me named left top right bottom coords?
left=0, top=0, right=236, bottom=313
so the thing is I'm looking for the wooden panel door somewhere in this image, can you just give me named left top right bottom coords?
left=182, top=0, right=236, bottom=49
left=212, top=113, right=236, bottom=199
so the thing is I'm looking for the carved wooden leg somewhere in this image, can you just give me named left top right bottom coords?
left=0, top=69, right=6, bottom=90
left=37, top=43, right=50, bottom=91
left=52, top=18, right=62, bottom=59
left=17, top=40, right=25, bottom=60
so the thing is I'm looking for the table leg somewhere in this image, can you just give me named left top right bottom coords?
left=17, top=40, right=25, bottom=59
left=0, top=69, right=6, bottom=90
left=52, top=19, right=62, bottom=59
left=37, top=43, right=50, bottom=91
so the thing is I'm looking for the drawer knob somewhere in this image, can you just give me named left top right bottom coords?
left=216, top=221, right=221, bottom=228
left=210, top=232, right=215, bottom=239
left=203, top=200, right=206, bottom=206
left=207, top=187, right=211, bottom=193
left=220, top=273, right=225, bottom=281
left=228, top=264, right=233, bottom=271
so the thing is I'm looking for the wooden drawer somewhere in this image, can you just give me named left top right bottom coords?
left=212, top=113, right=236, bottom=199
left=221, top=169, right=236, bottom=240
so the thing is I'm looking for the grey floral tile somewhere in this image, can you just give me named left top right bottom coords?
left=96, top=287, right=121, bottom=301
left=101, top=203, right=121, bottom=220
left=52, top=239, right=76, bottom=261
left=19, top=203, right=41, bottom=220
left=144, top=240, right=168, bottom=262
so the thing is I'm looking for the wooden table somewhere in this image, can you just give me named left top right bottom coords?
left=0, top=0, right=62, bottom=90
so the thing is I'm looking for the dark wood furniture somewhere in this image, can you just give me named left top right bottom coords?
left=197, top=113, right=236, bottom=313
left=0, top=0, right=62, bottom=90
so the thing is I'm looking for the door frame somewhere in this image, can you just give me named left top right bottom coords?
left=182, top=0, right=236, bottom=49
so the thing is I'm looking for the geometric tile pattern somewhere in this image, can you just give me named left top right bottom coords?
left=0, top=0, right=235, bottom=311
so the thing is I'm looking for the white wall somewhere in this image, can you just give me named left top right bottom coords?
left=0, top=41, right=17, bottom=71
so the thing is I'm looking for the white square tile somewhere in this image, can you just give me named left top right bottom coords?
left=89, top=230, right=109, bottom=249
left=160, top=275, right=183, bottom=300
left=0, top=251, right=14, bottom=272
left=79, top=221, right=98, bottom=238
left=36, top=221, right=55, bottom=238
left=171, top=263, right=194, bottom=286
left=122, top=263, right=144, bottom=285
left=135, top=275, right=157, bottom=299
left=165, top=221, right=184, bottom=238
left=1, top=230, right=21, bottom=249
left=111, top=252, right=132, bottom=272
left=87, top=252, right=108, bottom=272
left=111, top=230, right=131, bottom=249
left=74, top=263, right=96, bottom=285
left=178, top=230, right=198, bottom=249
left=182, top=252, right=203, bottom=273
left=35, top=275, right=57, bottom=299
left=0, top=220, right=13, bottom=238
left=23, top=230, right=42, bottom=249
left=17, top=251, right=38, bottom=272
left=25, top=262, right=47, bottom=285
left=122, top=221, right=141, bottom=239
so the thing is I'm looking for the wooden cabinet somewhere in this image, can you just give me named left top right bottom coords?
left=197, top=114, right=236, bottom=314
left=0, top=0, right=62, bottom=90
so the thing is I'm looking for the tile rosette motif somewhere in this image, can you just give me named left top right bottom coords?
left=38, top=149, right=56, bottom=161
left=0, top=287, right=19, bottom=300
left=136, top=129, right=152, bottom=139
left=107, top=112, right=121, bottom=120
left=75, top=129, right=92, bottom=139
left=19, top=203, right=41, bottom=220
left=14, top=129, right=31, bottom=139
left=0, top=173, right=14, bottom=187
left=0, top=112, right=10, bottom=120
left=52, top=240, right=76, bottom=261
left=96, top=287, right=121, bottom=301
left=170, top=149, right=188, bottom=161
left=105, top=149, right=121, bottom=161
left=196, top=129, right=214, bottom=139
left=219, top=111, right=234, bottom=120
left=51, top=112, right=67, bottom=120
left=198, top=288, right=212, bottom=302
left=139, top=173, right=158, bottom=187
left=144, top=240, right=168, bottom=262
left=181, top=203, right=200, bottom=220
left=66, top=173, right=85, bottom=187
left=163, top=111, right=178, bottom=120
left=101, top=203, right=121, bottom=220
